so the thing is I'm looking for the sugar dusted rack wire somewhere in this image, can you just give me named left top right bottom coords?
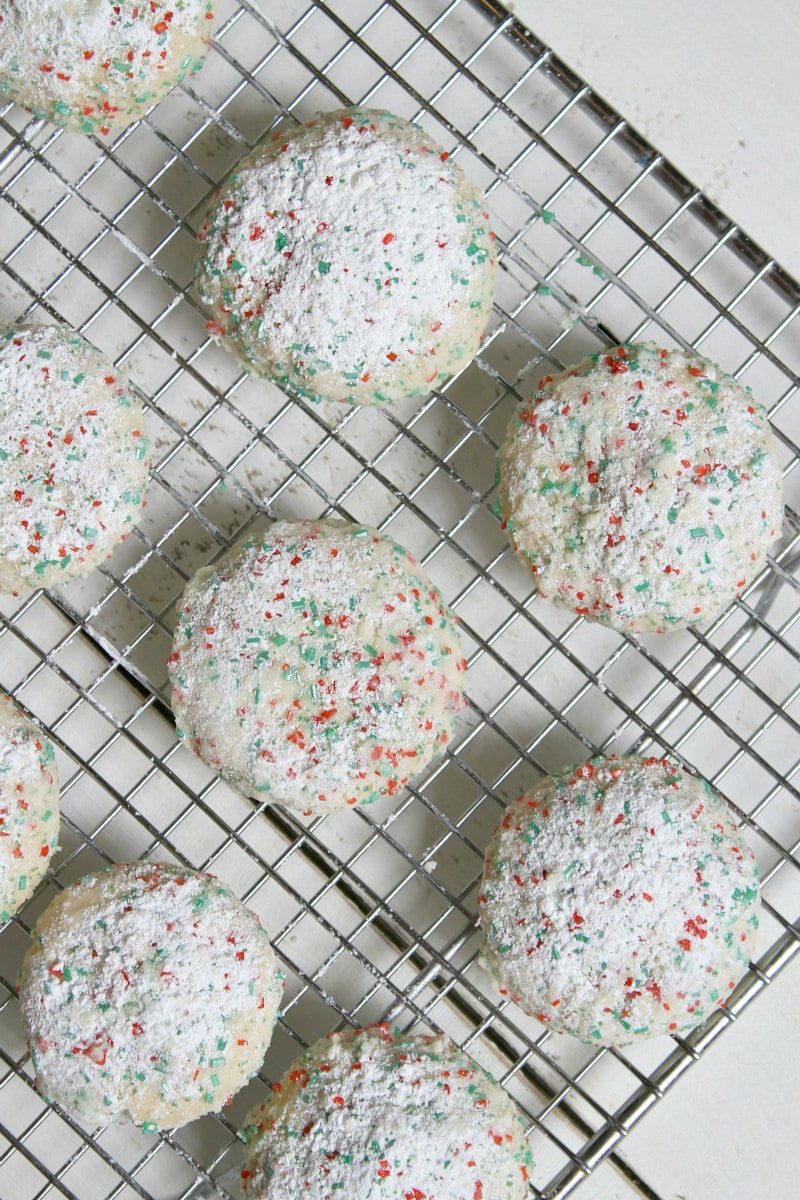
left=1, top=1, right=798, bottom=1197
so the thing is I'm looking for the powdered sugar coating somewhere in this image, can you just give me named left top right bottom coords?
left=241, top=1024, right=533, bottom=1199
left=195, top=107, right=497, bottom=405
left=0, top=0, right=215, bottom=136
left=0, top=325, right=150, bottom=593
left=0, top=694, right=59, bottom=922
left=18, top=862, right=284, bottom=1129
left=168, top=519, right=467, bottom=815
left=498, top=343, right=783, bottom=632
left=478, top=755, right=760, bottom=1046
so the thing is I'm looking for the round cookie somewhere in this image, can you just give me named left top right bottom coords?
left=241, top=1024, right=533, bottom=1199
left=18, top=862, right=284, bottom=1130
left=168, top=519, right=467, bottom=815
left=0, top=0, right=216, bottom=137
left=0, top=694, right=59, bottom=922
left=0, top=325, right=150, bottom=593
left=195, top=107, right=496, bottom=405
left=498, top=343, right=783, bottom=633
left=478, top=755, right=760, bottom=1046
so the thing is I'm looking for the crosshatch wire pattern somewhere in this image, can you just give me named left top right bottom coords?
left=0, top=0, right=798, bottom=1197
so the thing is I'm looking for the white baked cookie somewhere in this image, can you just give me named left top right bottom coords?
left=241, top=1024, right=533, bottom=1199
left=195, top=107, right=497, bottom=404
left=498, top=344, right=783, bottom=632
left=0, top=325, right=150, bottom=593
left=478, top=755, right=760, bottom=1045
left=0, top=0, right=216, bottom=136
left=0, top=694, right=59, bottom=921
left=168, top=519, right=467, bottom=815
left=18, top=862, right=284, bottom=1129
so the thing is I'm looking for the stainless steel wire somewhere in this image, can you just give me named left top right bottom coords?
left=0, top=2, right=798, bottom=1198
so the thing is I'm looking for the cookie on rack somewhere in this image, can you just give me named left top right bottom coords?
left=18, top=861, right=284, bottom=1130
left=195, top=106, right=497, bottom=405
left=0, top=324, right=150, bottom=593
left=0, top=0, right=216, bottom=137
left=168, top=518, right=467, bottom=815
left=498, top=343, right=783, bottom=633
left=478, top=755, right=760, bottom=1046
left=0, top=694, right=59, bottom=922
left=241, top=1023, right=533, bottom=1199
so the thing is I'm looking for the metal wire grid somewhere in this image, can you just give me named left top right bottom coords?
left=0, top=0, right=798, bottom=1196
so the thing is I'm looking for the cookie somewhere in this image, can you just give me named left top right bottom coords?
left=168, top=519, right=467, bottom=814
left=0, top=0, right=216, bottom=136
left=18, top=862, right=284, bottom=1129
left=0, top=325, right=150, bottom=593
left=195, top=107, right=496, bottom=404
left=241, top=1024, right=532, bottom=1199
left=498, top=344, right=783, bottom=632
left=478, top=755, right=760, bottom=1045
left=0, top=694, right=59, bottom=921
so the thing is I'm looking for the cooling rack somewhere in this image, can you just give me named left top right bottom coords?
left=1, top=1, right=799, bottom=1197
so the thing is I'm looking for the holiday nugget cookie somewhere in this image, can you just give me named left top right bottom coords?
left=0, top=324, right=150, bottom=593
left=18, top=862, right=284, bottom=1129
left=0, top=694, right=59, bottom=922
left=498, top=343, right=783, bottom=632
left=168, top=519, right=467, bottom=815
left=195, top=107, right=496, bottom=404
left=478, top=755, right=760, bottom=1045
left=241, top=1024, right=532, bottom=1199
left=0, top=0, right=216, bottom=137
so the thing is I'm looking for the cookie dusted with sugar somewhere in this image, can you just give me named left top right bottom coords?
left=0, top=1, right=216, bottom=137
left=478, top=755, right=760, bottom=1046
left=168, top=519, right=467, bottom=815
left=241, top=1023, right=533, bottom=1199
left=0, top=694, right=59, bottom=922
left=195, top=107, right=496, bottom=405
left=18, top=862, right=284, bottom=1130
left=0, top=325, right=150, bottom=593
left=498, top=343, right=783, bottom=633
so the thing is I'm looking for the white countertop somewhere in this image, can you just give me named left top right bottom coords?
left=513, top=0, right=800, bottom=282
left=513, top=3, right=800, bottom=1196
